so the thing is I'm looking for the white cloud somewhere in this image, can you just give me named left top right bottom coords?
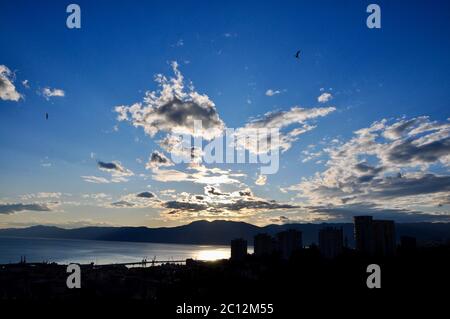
left=20, top=192, right=62, bottom=200
left=172, top=39, right=184, bottom=47
left=241, top=106, right=335, bottom=130
left=235, top=106, right=335, bottom=154
left=81, top=176, right=112, bottom=184
left=224, top=32, right=237, bottom=38
left=265, top=89, right=281, bottom=97
left=284, top=117, right=450, bottom=215
left=82, top=193, right=111, bottom=200
left=42, top=87, right=65, bottom=100
left=158, top=134, right=197, bottom=159
left=0, top=65, right=22, bottom=101
left=255, top=174, right=267, bottom=185
left=22, top=79, right=30, bottom=88
left=151, top=169, right=192, bottom=183
left=160, top=189, right=176, bottom=195
left=301, top=149, right=323, bottom=163
left=317, top=92, right=332, bottom=103
left=115, top=61, right=225, bottom=141
left=151, top=164, right=245, bottom=185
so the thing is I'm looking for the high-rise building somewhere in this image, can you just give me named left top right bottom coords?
left=230, top=238, right=248, bottom=261
left=354, top=216, right=374, bottom=255
left=277, top=229, right=302, bottom=260
left=319, top=227, right=344, bottom=259
left=254, top=233, right=276, bottom=257
left=354, top=216, right=396, bottom=256
left=399, top=236, right=417, bottom=254
left=373, top=220, right=396, bottom=256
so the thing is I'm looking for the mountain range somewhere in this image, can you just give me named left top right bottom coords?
left=0, top=220, right=449, bottom=247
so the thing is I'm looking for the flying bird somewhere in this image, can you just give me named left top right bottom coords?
left=295, top=50, right=301, bottom=59
left=45, top=112, right=48, bottom=120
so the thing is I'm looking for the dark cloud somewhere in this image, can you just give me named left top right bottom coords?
left=270, top=216, right=290, bottom=223
left=0, top=203, right=50, bottom=215
left=238, top=190, right=253, bottom=197
left=369, top=173, right=450, bottom=199
left=164, top=201, right=208, bottom=212
left=153, top=97, right=224, bottom=135
left=354, top=162, right=384, bottom=175
left=0, top=77, right=6, bottom=89
left=386, top=137, right=450, bottom=165
left=289, top=117, right=450, bottom=213
left=151, top=152, right=169, bottom=165
left=146, top=151, right=173, bottom=169
left=163, top=198, right=297, bottom=214
left=97, top=161, right=119, bottom=170
left=357, top=175, right=377, bottom=183
left=162, top=186, right=298, bottom=218
left=308, top=203, right=450, bottom=223
left=204, top=186, right=226, bottom=196
left=110, top=200, right=135, bottom=208
left=218, top=199, right=297, bottom=211
left=95, top=160, right=133, bottom=181
left=383, top=117, right=425, bottom=140
left=109, top=192, right=160, bottom=208
left=115, top=62, right=225, bottom=140
left=136, top=191, right=155, bottom=198
left=354, top=162, right=384, bottom=183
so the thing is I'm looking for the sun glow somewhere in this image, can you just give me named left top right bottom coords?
left=194, top=248, right=230, bottom=261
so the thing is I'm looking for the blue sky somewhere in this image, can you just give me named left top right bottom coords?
left=0, top=0, right=449, bottom=228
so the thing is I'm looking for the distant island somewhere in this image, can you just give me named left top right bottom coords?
left=1, top=220, right=449, bottom=247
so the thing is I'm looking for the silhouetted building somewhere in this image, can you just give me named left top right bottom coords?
left=230, top=238, right=247, bottom=261
left=399, top=236, right=417, bottom=254
left=354, top=216, right=396, bottom=256
left=344, top=236, right=349, bottom=248
left=319, top=227, right=344, bottom=259
left=277, top=229, right=302, bottom=259
left=354, top=216, right=374, bottom=255
left=373, top=220, right=396, bottom=256
left=254, top=233, right=276, bottom=257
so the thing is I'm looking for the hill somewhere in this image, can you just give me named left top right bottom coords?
left=0, top=220, right=449, bottom=246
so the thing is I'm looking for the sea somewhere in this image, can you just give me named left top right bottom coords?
left=0, top=236, right=244, bottom=264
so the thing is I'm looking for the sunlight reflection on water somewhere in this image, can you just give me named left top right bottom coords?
left=194, top=248, right=230, bottom=260
left=0, top=237, right=253, bottom=264
left=193, top=246, right=254, bottom=261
